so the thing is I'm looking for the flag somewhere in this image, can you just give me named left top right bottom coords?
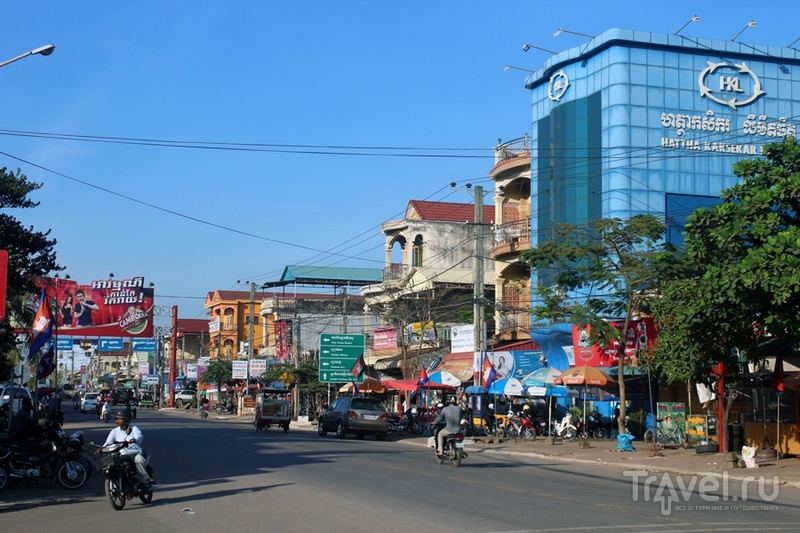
left=417, top=367, right=429, bottom=387
left=37, top=344, right=56, bottom=379
left=350, top=353, right=366, bottom=378
left=482, top=354, right=497, bottom=392
left=352, top=381, right=359, bottom=395
left=773, top=351, right=785, bottom=395
left=29, top=288, right=54, bottom=362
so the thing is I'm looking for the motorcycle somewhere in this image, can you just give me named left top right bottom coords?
left=100, top=402, right=111, bottom=423
left=585, top=412, right=608, bottom=439
left=199, top=404, right=209, bottom=419
left=0, top=425, right=90, bottom=492
left=552, top=412, right=578, bottom=440
left=215, top=402, right=236, bottom=415
left=94, top=441, right=155, bottom=511
left=387, top=408, right=424, bottom=435
left=505, top=412, right=537, bottom=439
left=430, top=421, right=468, bottom=467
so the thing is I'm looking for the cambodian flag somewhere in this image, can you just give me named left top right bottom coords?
left=418, top=367, right=429, bottom=387
left=352, top=381, right=359, bottom=395
left=350, top=354, right=366, bottom=378
left=482, top=354, right=497, bottom=392
left=29, top=288, right=54, bottom=362
left=37, top=344, right=56, bottom=379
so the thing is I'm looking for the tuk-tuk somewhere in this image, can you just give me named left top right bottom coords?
left=254, top=387, right=292, bottom=433
left=139, top=391, right=155, bottom=409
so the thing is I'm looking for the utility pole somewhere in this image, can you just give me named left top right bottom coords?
left=473, top=185, right=485, bottom=383
left=249, top=281, right=256, bottom=397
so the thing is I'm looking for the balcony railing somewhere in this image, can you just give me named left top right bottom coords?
left=383, top=263, right=412, bottom=283
left=494, top=217, right=531, bottom=246
left=494, top=134, right=531, bottom=165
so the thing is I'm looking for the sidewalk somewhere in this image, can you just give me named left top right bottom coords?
left=465, top=433, right=800, bottom=489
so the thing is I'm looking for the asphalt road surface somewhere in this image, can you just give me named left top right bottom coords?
left=1, top=408, right=797, bottom=532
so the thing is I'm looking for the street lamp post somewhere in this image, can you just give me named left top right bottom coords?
left=0, top=44, right=55, bottom=69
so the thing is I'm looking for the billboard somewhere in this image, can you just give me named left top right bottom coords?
left=571, top=317, right=657, bottom=367
left=37, top=275, right=154, bottom=337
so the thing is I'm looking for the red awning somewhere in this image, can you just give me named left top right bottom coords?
left=381, top=379, right=456, bottom=392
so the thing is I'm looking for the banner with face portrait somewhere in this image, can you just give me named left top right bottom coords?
left=37, top=276, right=155, bottom=338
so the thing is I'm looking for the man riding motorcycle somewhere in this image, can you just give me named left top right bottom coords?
left=97, top=409, right=154, bottom=489
left=431, top=397, right=462, bottom=456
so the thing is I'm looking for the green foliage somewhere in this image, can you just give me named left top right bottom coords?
left=199, top=359, right=232, bottom=386
left=521, top=214, right=678, bottom=433
left=0, top=167, right=61, bottom=379
left=653, top=137, right=800, bottom=385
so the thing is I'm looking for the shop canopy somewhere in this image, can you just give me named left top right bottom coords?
left=381, top=379, right=455, bottom=392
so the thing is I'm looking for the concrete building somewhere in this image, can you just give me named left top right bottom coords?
left=491, top=28, right=800, bottom=369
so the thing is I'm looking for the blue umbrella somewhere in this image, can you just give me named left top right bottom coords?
left=487, top=377, right=525, bottom=396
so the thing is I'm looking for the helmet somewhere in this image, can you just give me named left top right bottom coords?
left=522, top=404, right=530, bottom=411
left=436, top=402, right=444, bottom=409
left=114, top=409, right=133, bottom=424
left=448, top=397, right=457, bottom=405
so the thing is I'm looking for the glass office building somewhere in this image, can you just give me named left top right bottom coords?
left=525, top=28, right=800, bottom=247
left=523, top=28, right=800, bottom=367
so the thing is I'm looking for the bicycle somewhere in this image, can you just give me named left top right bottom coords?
left=643, top=416, right=689, bottom=450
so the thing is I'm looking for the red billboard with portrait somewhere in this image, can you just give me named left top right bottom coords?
left=37, top=276, right=154, bottom=337
left=572, top=317, right=657, bottom=368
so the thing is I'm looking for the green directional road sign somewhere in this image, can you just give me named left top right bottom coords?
left=319, top=333, right=366, bottom=383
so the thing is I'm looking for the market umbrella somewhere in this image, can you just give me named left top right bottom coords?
left=523, top=367, right=569, bottom=434
left=554, top=366, right=616, bottom=387
left=487, top=377, right=525, bottom=396
left=427, top=370, right=462, bottom=387
left=554, top=366, right=616, bottom=434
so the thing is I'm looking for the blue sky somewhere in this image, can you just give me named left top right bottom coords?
left=2, top=1, right=797, bottom=322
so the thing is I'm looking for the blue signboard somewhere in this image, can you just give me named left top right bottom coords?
left=133, top=339, right=157, bottom=351
left=98, top=338, right=124, bottom=351
left=56, top=338, right=74, bottom=351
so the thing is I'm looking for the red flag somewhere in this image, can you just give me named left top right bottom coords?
left=29, top=288, right=54, bottom=361
left=37, top=344, right=56, bottom=379
left=350, top=354, right=366, bottom=378
left=482, top=354, right=497, bottom=392
left=418, top=367, right=429, bottom=387
left=773, top=352, right=785, bottom=394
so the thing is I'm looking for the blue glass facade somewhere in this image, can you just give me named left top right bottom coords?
left=526, top=28, right=800, bottom=241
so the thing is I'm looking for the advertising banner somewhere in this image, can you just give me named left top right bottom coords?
left=37, top=276, right=154, bottom=337
left=451, top=324, right=474, bottom=353
left=232, top=360, right=248, bottom=380
left=250, top=358, right=266, bottom=378
left=275, top=320, right=290, bottom=360
left=372, top=327, right=397, bottom=350
left=571, top=317, right=657, bottom=367
left=138, top=362, right=149, bottom=376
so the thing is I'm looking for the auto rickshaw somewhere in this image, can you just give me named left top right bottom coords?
left=254, top=387, right=292, bottom=433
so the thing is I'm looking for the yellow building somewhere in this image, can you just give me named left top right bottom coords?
left=204, top=290, right=268, bottom=360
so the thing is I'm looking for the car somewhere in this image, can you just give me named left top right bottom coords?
left=80, top=392, right=99, bottom=414
left=175, top=390, right=196, bottom=408
left=317, top=396, right=389, bottom=441
left=0, top=385, right=33, bottom=414
left=113, top=387, right=135, bottom=405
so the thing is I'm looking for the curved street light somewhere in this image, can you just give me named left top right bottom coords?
left=675, top=15, right=701, bottom=36
left=731, top=21, right=756, bottom=42
left=0, top=44, right=56, bottom=69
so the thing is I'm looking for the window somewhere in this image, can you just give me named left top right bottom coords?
left=412, top=234, right=424, bottom=267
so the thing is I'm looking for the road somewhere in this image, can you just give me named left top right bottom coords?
left=1, top=408, right=797, bottom=532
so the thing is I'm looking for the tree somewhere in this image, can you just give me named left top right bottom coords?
left=0, top=167, right=61, bottom=379
left=652, top=137, right=800, bottom=450
left=199, top=359, right=233, bottom=389
left=521, top=215, right=682, bottom=436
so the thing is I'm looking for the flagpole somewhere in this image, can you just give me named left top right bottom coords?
left=776, top=396, right=781, bottom=468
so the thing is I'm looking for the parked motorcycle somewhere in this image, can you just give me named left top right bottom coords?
left=586, top=412, right=608, bottom=439
left=552, top=412, right=578, bottom=440
left=94, top=441, right=155, bottom=511
left=430, top=421, right=468, bottom=467
left=387, top=408, right=424, bottom=435
left=0, top=427, right=90, bottom=492
left=505, top=412, right=537, bottom=439
left=215, top=402, right=236, bottom=415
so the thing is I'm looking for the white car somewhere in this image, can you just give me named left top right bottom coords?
left=80, top=392, right=99, bottom=413
left=0, top=385, right=33, bottom=414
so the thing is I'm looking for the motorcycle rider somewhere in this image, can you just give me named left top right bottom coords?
left=431, top=397, right=462, bottom=457
left=8, top=397, right=45, bottom=443
left=97, top=409, right=154, bottom=489
left=100, top=399, right=111, bottom=422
